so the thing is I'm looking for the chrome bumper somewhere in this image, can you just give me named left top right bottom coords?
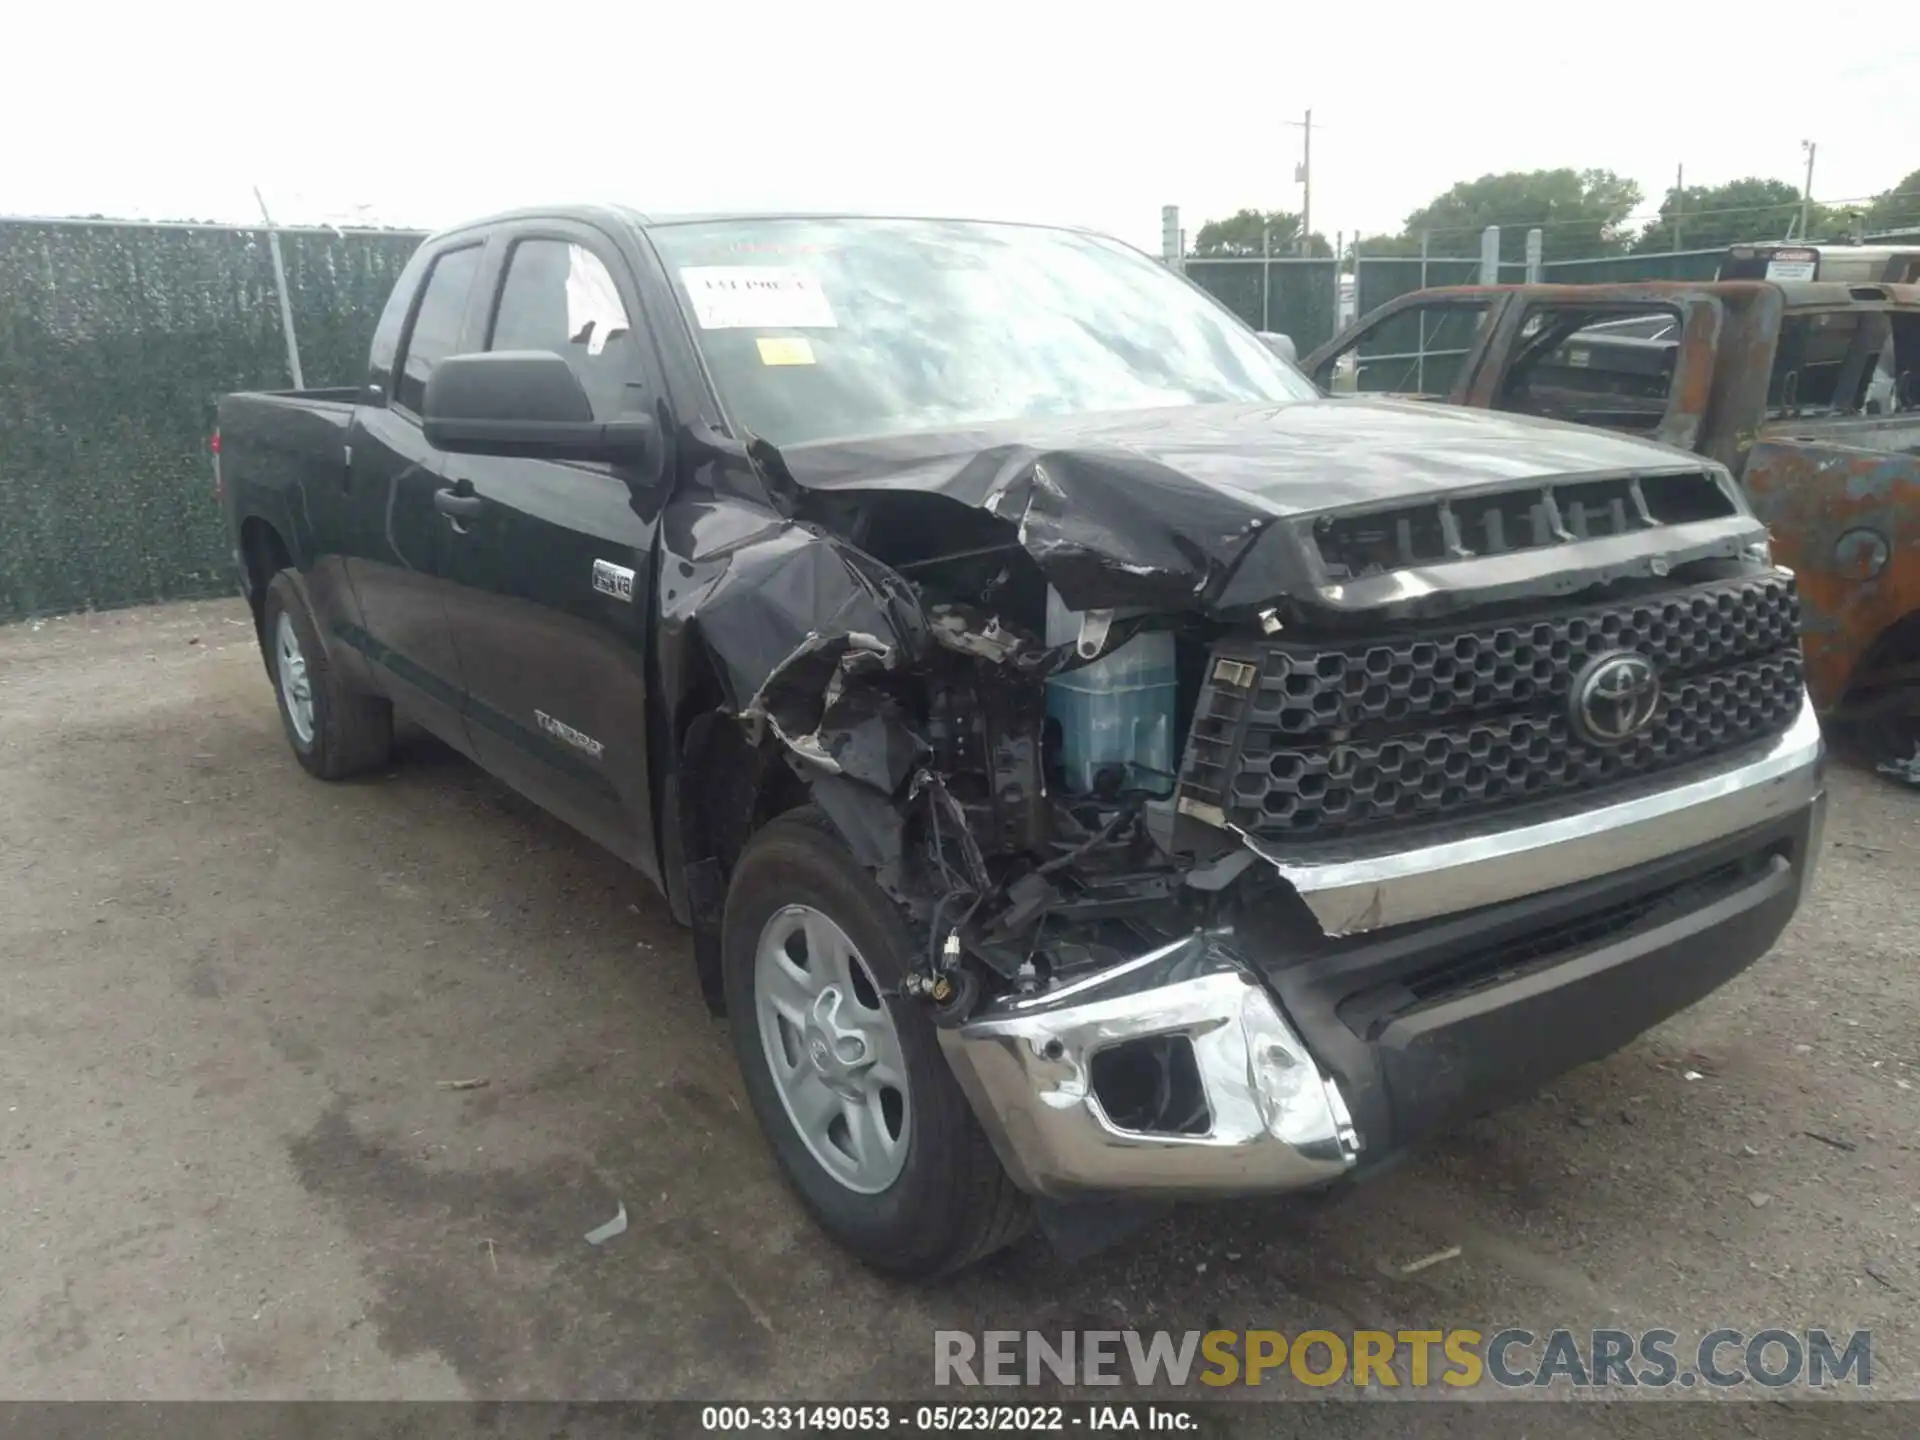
left=940, top=700, right=1824, bottom=1200
left=937, top=932, right=1362, bottom=1200
left=1243, top=694, right=1825, bottom=936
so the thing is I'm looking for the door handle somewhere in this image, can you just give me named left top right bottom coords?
left=433, top=486, right=484, bottom=520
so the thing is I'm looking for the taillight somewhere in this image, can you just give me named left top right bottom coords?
left=211, top=429, right=223, bottom=501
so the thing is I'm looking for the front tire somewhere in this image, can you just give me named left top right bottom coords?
left=722, top=809, right=1030, bottom=1276
left=263, top=571, right=393, bottom=780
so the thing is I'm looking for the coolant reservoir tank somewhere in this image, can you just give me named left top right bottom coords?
left=1044, top=589, right=1177, bottom=796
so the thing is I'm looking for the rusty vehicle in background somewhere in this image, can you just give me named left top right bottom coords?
left=1303, top=279, right=1920, bottom=752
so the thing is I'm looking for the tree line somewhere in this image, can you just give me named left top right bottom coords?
left=1194, top=165, right=1920, bottom=262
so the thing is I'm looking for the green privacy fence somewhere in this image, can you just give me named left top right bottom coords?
left=1339, top=256, right=1488, bottom=393
left=1539, top=248, right=1725, bottom=284
left=0, top=216, right=1747, bottom=622
left=1347, top=247, right=1726, bottom=329
left=1182, top=258, right=1339, bottom=354
left=1352, top=255, right=1486, bottom=331
left=0, top=219, right=423, bottom=621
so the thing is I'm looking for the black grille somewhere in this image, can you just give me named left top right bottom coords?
left=1312, top=472, right=1738, bottom=576
left=1179, top=572, right=1802, bottom=841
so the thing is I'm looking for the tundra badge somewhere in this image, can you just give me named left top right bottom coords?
left=592, top=559, right=636, bottom=602
left=535, top=709, right=604, bottom=760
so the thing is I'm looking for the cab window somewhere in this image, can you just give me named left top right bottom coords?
left=487, top=240, right=642, bottom=421
left=1767, top=310, right=1916, bottom=417
left=394, top=244, right=482, bottom=414
left=1497, top=306, right=1682, bottom=433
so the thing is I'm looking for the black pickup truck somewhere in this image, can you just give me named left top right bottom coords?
left=218, top=207, right=1825, bottom=1276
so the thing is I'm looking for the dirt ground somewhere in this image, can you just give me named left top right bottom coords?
left=1, top=599, right=1915, bottom=1427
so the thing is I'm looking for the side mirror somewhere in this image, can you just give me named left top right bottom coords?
left=422, top=351, right=654, bottom=463
left=1257, top=331, right=1298, bottom=364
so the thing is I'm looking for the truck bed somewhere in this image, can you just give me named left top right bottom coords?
left=229, top=387, right=364, bottom=407
left=1763, top=411, right=1920, bottom=455
left=217, top=390, right=361, bottom=545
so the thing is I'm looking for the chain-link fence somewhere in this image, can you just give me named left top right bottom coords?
left=1319, top=244, right=1730, bottom=391
left=0, top=218, right=423, bottom=620
left=1174, top=223, right=1755, bottom=365
left=1539, top=249, right=1725, bottom=285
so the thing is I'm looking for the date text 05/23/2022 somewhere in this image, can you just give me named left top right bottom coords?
left=700, top=1404, right=1196, bottom=1432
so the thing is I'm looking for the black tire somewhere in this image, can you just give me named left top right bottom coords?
left=1832, top=707, right=1918, bottom=781
left=263, top=570, right=393, bottom=780
left=722, top=808, right=1031, bottom=1276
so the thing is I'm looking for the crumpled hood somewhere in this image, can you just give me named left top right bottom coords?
left=774, top=397, right=1729, bottom=614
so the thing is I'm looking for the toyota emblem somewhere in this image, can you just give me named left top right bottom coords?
left=1571, top=651, right=1661, bottom=745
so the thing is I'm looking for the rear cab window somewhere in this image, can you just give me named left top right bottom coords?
left=394, top=244, right=483, bottom=414
left=1768, top=309, right=1919, bottom=417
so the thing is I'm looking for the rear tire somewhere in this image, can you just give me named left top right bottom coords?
left=723, top=808, right=1031, bottom=1276
left=263, top=570, right=393, bottom=780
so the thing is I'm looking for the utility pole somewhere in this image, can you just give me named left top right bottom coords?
left=1673, top=163, right=1685, bottom=251
left=1297, top=109, right=1312, bottom=255
left=1800, top=139, right=1817, bottom=240
left=1281, top=110, right=1314, bottom=254
left=1261, top=224, right=1274, bottom=330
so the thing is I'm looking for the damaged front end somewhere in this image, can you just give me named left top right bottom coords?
left=716, top=584, right=1373, bottom=1198
left=669, top=421, right=1820, bottom=1203
left=659, top=433, right=1371, bottom=1196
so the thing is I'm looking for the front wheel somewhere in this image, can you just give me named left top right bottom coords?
left=722, top=809, right=1030, bottom=1276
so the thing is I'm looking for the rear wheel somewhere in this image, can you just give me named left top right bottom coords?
left=263, top=571, right=393, bottom=780
left=723, top=809, right=1030, bottom=1275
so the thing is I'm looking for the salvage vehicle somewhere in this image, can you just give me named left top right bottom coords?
left=1716, top=242, right=1920, bottom=286
left=217, top=209, right=1825, bottom=1276
left=1304, top=279, right=1920, bottom=754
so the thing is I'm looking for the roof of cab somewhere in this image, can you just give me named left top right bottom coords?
left=420, top=204, right=1109, bottom=243
left=1726, top=243, right=1920, bottom=260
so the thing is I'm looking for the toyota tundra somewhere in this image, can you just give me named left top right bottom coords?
left=216, top=207, right=1825, bottom=1275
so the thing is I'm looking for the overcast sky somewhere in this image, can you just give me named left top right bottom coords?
left=7, top=1, right=1916, bottom=252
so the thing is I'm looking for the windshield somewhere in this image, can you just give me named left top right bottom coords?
left=649, top=218, right=1317, bottom=446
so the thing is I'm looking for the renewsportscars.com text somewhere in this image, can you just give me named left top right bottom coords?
left=934, top=1328, right=1871, bottom=1390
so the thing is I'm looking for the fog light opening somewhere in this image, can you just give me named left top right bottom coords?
left=1090, top=1035, right=1211, bottom=1136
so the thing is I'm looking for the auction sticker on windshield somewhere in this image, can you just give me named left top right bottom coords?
left=680, top=267, right=838, bottom=329
left=756, top=337, right=817, bottom=366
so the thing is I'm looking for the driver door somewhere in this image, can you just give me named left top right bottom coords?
left=432, top=223, right=668, bottom=879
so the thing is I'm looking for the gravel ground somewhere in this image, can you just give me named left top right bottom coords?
left=0, top=599, right=1914, bottom=1431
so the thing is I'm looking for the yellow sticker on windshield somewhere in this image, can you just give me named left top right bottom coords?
left=756, top=336, right=816, bottom=366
